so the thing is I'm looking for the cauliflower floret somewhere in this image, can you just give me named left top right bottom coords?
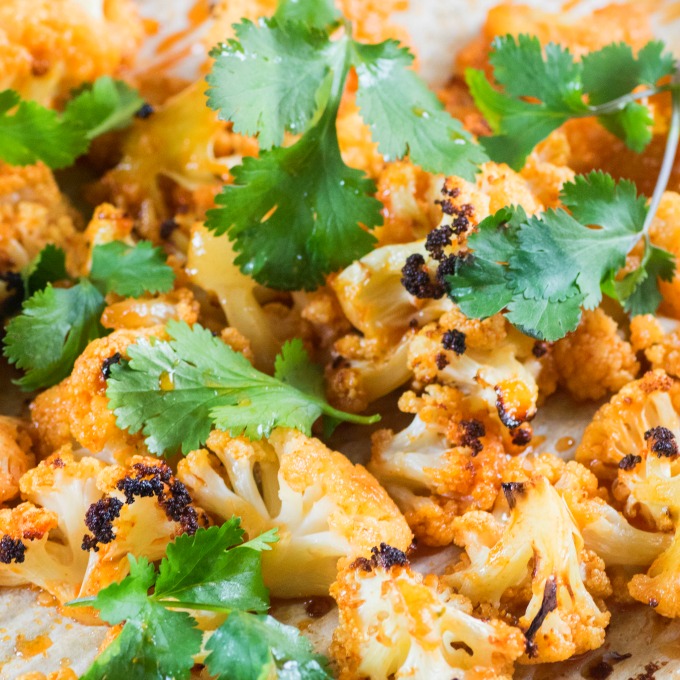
left=97, top=82, right=254, bottom=239
left=80, top=456, right=209, bottom=596
left=0, top=0, right=143, bottom=106
left=445, top=477, right=611, bottom=663
left=552, top=308, right=639, bottom=401
left=0, top=416, right=35, bottom=504
left=30, top=327, right=164, bottom=464
left=186, top=223, right=282, bottom=371
left=177, top=428, right=412, bottom=597
left=0, top=163, right=85, bottom=279
left=330, top=544, right=524, bottom=680
left=576, top=370, right=680, bottom=482
left=647, top=192, right=680, bottom=319
left=369, top=386, right=513, bottom=547
left=630, top=314, right=680, bottom=379
left=408, top=310, right=550, bottom=435
left=0, top=450, right=105, bottom=602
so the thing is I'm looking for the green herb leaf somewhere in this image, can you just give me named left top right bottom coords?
left=3, top=280, right=106, bottom=390
left=352, top=40, right=487, bottom=179
left=207, top=20, right=342, bottom=149
left=90, top=241, right=175, bottom=297
left=446, top=172, right=674, bottom=340
left=106, top=320, right=379, bottom=456
left=206, top=108, right=382, bottom=290
left=0, top=78, right=142, bottom=169
left=21, top=244, right=68, bottom=297
left=467, top=35, right=676, bottom=169
left=205, top=612, right=333, bottom=680
left=154, top=522, right=272, bottom=613
left=274, top=0, right=340, bottom=29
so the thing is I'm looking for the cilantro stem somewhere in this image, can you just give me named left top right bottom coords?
left=152, top=599, right=233, bottom=613
left=322, top=405, right=381, bottom=425
left=585, top=84, right=675, bottom=116
left=641, top=86, right=680, bottom=240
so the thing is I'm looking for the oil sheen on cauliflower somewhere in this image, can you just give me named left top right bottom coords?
left=0, top=416, right=35, bottom=504
left=177, top=428, right=412, bottom=597
left=445, top=476, right=611, bottom=663
left=330, top=544, right=524, bottom=680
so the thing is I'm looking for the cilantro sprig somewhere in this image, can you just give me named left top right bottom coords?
left=206, top=8, right=486, bottom=290
left=0, top=77, right=144, bottom=169
left=3, top=240, right=175, bottom=391
left=106, top=320, right=380, bottom=456
left=446, top=171, right=676, bottom=341
left=467, top=35, right=677, bottom=170
left=70, top=521, right=332, bottom=680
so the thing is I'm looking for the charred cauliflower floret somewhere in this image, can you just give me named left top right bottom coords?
left=0, top=450, right=105, bottom=602
left=0, top=416, right=35, bottom=505
left=0, top=0, right=143, bottom=105
left=630, top=314, right=680, bottom=379
left=177, top=428, right=412, bottom=597
left=0, top=163, right=85, bottom=284
left=330, top=545, right=524, bottom=680
left=576, top=370, right=680, bottom=482
left=553, top=308, right=639, bottom=401
left=369, top=386, right=513, bottom=547
left=80, top=457, right=208, bottom=595
left=30, top=327, right=165, bottom=463
left=445, top=477, right=611, bottom=663
left=408, top=309, right=551, bottom=436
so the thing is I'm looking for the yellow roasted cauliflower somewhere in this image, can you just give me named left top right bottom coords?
left=445, top=476, right=611, bottom=663
left=0, top=416, right=35, bottom=505
left=330, top=544, right=524, bottom=680
left=177, top=428, right=412, bottom=597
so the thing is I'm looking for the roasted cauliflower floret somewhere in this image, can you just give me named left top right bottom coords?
left=553, top=308, right=639, bottom=401
left=630, top=314, right=680, bottom=379
left=445, top=477, right=611, bottom=663
left=0, top=163, right=85, bottom=280
left=80, top=456, right=208, bottom=595
left=408, top=310, right=550, bottom=435
left=0, top=416, right=35, bottom=504
left=30, top=327, right=164, bottom=464
left=576, top=370, right=680, bottom=481
left=0, top=0, right=143, bottom=105
left=330, top=544, right=524, bottom=680
left=369, top=386, right=513, bottom=547
left=177, top=428, right=412, bottom=597
left=0, top=450, right=106, bottom=602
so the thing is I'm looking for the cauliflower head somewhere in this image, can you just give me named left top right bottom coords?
left=369, top=385, right=513, bottom=547
left=330, top=544, right=524, bottom=680
left=576, top=370, right=680, bottom=482
left=177, top=428, right=413, bottom=597
left=445, top=476, right=611, bottom=663
left=0, top=0, right=143, bottom=106
left=0, top=416, right=35, bottom=505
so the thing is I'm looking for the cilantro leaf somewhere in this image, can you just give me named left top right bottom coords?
left=446, top=172, right=674, bottom=340
left=206, top=109, right=381, bottom=290
left=82, top=557, right=202, bottom=680
left=352, top=40, right=487, bottom=179
left=63, top=76, right=144, bottom=140
left=106, top=320, right=379, bottom=456
left=0, top=91, right=86, bottom=168
left=0, top=77, right=142, bottom=169
left=3, top=280, right=106, bottom=390
left=89, top=241, right=175, bottom=297
left=21, top=244, right=68, bottom=297
left=467, top=35, right=676, bottom=169
left=274, top=0, right=340, bottom=29
left=207, top=20, right=343, bottom=150
left=205, top=613, right=333, bottom=680
left=154, top=522, right=271, bottom=613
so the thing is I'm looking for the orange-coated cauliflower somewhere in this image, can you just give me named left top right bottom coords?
left=0, top=416, right=35, bottom=504
left=576, top=370, right=680, bottom=482
left=0, top=163, right=85, bottom=281
left=330, top=545, right=524, bottom=680
left=369, top=386, right=513, bottom=547
left=0, top=0, right=143, bottom=106
left=445, top=476, right=611, bottom=663
left=177, top=428, right=412, bottom=597
left=552, top=308, right=639, bottom=401
left=630, top=314, right=680, bottom=379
